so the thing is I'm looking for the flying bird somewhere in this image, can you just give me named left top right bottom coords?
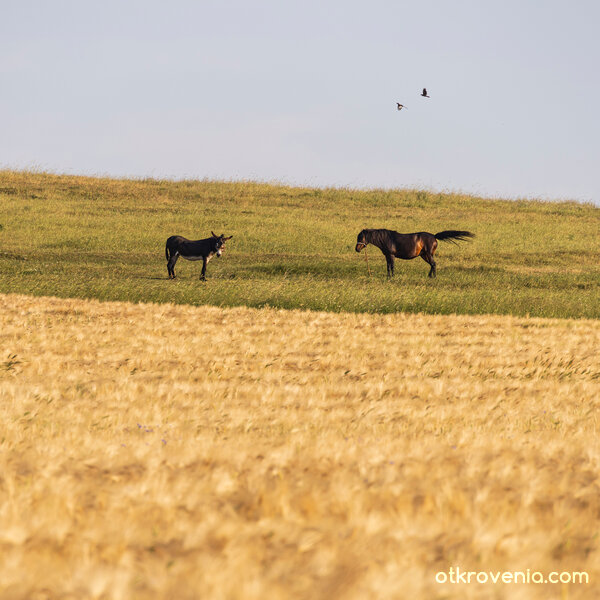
left=421, top=88, right=430, bottom=98
left=396, top=102, right=407, bottom=110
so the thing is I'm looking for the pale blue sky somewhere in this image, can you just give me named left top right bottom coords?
left=1, top=0, right=599, bottom=203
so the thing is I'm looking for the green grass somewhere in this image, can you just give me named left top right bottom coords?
left=1, top=170, right=599, bottom=318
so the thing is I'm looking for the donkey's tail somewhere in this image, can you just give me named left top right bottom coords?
left=165, top=242, right=170, bottom=261
left=434, top=230, right=475, bottom=244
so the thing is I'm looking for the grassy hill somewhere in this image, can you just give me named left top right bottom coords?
left=1, top=170, right=599, bottom=318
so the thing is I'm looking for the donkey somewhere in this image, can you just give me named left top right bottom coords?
left=355, top=228, right=474, bottom=278
left=165, top=232, right=232, bottom=280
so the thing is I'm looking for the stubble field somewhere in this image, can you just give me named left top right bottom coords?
left=1, top=293, right=599, bottom=599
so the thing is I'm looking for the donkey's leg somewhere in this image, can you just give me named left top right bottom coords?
left=200, top=257, right=208, bottom=281
left=167, top=252, right=179, bottom=279
left=168, top=253, right=179, bottom=279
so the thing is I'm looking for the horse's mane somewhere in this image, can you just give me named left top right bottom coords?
left=364, top=228, right=394, bottom=248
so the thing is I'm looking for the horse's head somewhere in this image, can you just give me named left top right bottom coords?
left=211, top=231, right=233, bottom=257
left=355, top=229, right=368, bottom=253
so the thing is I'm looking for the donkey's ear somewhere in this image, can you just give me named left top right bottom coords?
left=211, top=231, right=217, bottom=238
left=225, top=235, right=233, bottom=240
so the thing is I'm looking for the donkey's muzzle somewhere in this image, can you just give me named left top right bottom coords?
left=355, top=243, right=366, bottom=253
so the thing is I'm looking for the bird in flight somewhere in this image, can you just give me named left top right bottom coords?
left=396, top=102, right=407, bottom=110
left=421, top=88, right=430, bottom=98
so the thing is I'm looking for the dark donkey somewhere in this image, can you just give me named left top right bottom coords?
left=166, top=232, right=233, bottom=280
left=355, top=228, right=474, bottom=278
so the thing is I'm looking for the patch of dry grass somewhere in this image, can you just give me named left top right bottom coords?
left=1, top=293, right=599, bottom=599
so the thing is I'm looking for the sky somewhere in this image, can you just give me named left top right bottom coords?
left=1, top=0, right=599, bottom=203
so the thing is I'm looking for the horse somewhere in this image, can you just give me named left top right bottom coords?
left=165, top=232, right=232, bottom=280
left=355, top=228, right=474, bottom=278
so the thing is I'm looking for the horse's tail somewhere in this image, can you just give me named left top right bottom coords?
left=434, top=230, right=475, bottom=245
left=165, top=241, right=171, bottom=261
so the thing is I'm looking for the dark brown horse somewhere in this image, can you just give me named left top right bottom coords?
left=355, top=228, right=474, bottom=278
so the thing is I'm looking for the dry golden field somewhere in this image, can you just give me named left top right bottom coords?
left=1, top=293, right=600, bottom=599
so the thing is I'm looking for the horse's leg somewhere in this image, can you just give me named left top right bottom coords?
left=168, top=252, right=179, bottom=279
left=420, top=251, right=437, bottom=278
left=429, top=238, right=438, bottom=278
left=386, top=254, right=395, bottom=278
left=200, top=257, right=207, bottom=281
left=429, top=241, right=438, bottom=278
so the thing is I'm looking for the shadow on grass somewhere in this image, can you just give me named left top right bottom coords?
left=245, top=260, right=366, bottom=278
